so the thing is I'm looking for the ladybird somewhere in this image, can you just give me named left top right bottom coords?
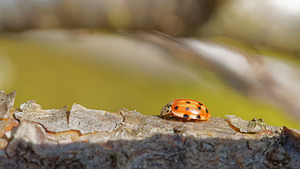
left=161, top=99, right=211, bottom=121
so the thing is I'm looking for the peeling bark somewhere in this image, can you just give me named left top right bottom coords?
left=0, top=90, right=16, bottom=118
left=0, top=90, right=299, bottom=168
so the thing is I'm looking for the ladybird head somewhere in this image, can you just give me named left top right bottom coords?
left=160, top=102, right=173, bottom=118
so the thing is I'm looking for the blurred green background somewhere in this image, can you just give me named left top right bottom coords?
left=0, top=34, right=299, bottom=128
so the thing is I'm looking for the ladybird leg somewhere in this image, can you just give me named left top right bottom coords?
left=178, top=118, right=185, bottom=122
left=160, top=114, right=167, bottom=119
left=162, top=115, right=170, bottom=119
left=161, top=113, right=172, bottom=119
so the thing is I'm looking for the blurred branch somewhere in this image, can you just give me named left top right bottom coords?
left=137, top=32, right=300, bottom=122
left=0, top=0, right=217, bottom=36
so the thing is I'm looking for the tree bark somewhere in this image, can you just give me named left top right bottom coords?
left=0, top=90, right=299, bottom=168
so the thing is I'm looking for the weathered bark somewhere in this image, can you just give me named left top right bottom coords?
left=0, top=90, right=299, bottom=168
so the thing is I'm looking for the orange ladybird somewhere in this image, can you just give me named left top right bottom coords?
left=161, top=99, right=211, bottom=121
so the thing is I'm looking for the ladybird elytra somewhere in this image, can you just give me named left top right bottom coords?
left=160, top=99, right=211, bottom=121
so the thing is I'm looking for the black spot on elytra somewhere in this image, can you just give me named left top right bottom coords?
left=198, top=107, right=201, bottom=110
left=184, top=114, right=189, bottom=118
left=198, top=102, right=203, bottom=106
left=206, top=109, right=209, bottom=113
left=175, top=106, right=178, bottom=110
left=186, top=101, right=191, bottom=104
left=197, top=115, right=200, bottom=119
left=185, top=107, right=189, bottom=111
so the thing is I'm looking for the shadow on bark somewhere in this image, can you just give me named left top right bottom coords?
left=1, top=133, right=299, bottom=169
